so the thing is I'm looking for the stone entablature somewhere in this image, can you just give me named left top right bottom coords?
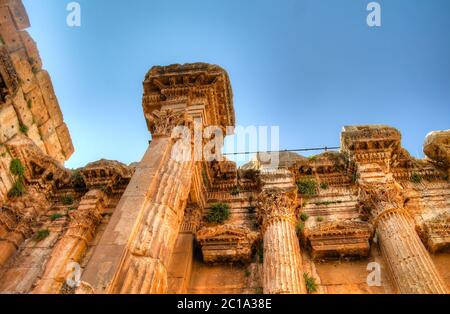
left=304, top=220, right=373, bottom=259
left=143, top=63, right=235, bottom=131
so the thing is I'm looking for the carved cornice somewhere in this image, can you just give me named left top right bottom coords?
left=80, top=159, right=132, bottom=190
left=304, top=220, right=374, bottom=259
left=5, top=135, right=72, bottom=190
left=422, top=212, right=450, bottom=253
left=142, top=63, right=235, bottom=131
left=196, top=224, right=258, bottom=263
left=341, top=125, right=402, bottom=168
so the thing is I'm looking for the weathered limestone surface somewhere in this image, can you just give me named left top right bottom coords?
left=33, top=189, right=107, bottom=294
left=0, top=2, right=448, bottom=294
left=342, top=125, right=448, bottom=294
left=80, top=138, right=174, bottom=293
left=0, top=0, right=73, bottom=201
left=81, top=64, right=235, bottom=294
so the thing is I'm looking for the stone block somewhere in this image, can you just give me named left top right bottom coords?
left=55, top=123, right=74, bottom=158
left=36, top=70, right=63, bottom=126
left=0, top=103, right=19, bottom=142
left=25, top=87, right=49, bottom=126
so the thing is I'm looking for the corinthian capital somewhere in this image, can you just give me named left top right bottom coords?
left=359, top=180, right=404, bottom=220
left=257, top=188, right=298, bottom=230
left=145, top=109, right=192, bottom=138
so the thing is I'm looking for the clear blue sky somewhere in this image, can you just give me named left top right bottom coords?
left=23, top=0, right=450, bottom=169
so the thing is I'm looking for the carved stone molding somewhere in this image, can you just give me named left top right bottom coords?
left=180, top=206, right=202, bottom=233
left=0, top=46, right=19, bottom=102
left=5, top=135, right=72, bottom=190
left=80, top=159, right=132, bottom=191
left=423, top=212, right=450, bottom=253
left=304, top=220, right=374, bottom=259
left=196, top=224, right=258, bottom=263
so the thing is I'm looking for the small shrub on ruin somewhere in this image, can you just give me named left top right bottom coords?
left=299, top=212, right=309, bottom=222
left=50, top=213, right=65, bottom=221
left=296, top=221, right=305, bottom=234
left=27, top=99, right=32, bottom=109
left=303, top=273, right=318, bottom=293
left=230, top=185, right=241, bottom=196
left=256, top=241, right=264, bottom=263
left=410, top=172, right=422, bottom=183
left=351, top=172, right=359, bottom=183
left=19, top=123, right=28, bottom=135
left=206, top=203, right=230, bottom=224
left=316, top=216, right=324, bottom=222
left=201, top=168, right=209, bottom=187
left=244, top=269, right=251, bottom=277
left=320, top=182, right=329, bottom=190
left=35, top=229, right=50, bottom=241
left=61, top=194, right=74, bottom=205
left=296, top=179, right=317, bottom=197
left=10, top=159, right=25, bottom=177
left=8, top=180, right=25, bottom=198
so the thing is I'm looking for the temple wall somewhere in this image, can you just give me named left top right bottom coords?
left=187, top=258, right=263, bottom=294
left=431, top=253, right=450, bottom=291
left=0, top=0, right=73, bottom=201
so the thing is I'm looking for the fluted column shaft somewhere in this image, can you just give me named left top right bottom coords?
left=376, top=209, right=448, bottom=294
left=360, top=181, right=448, bottom=294
left=258, top=188, right=305, bottom=294
left=109, top=110, right=194, bottom=294
left=33, top=189, right=107, bottom=294
left=0, top=207, right=34, bottom=267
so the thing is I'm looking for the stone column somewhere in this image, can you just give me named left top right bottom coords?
left=0, top=210, right=33, bottom=267
left=360, top=181, right=448, bottom=294
left=257, top=187, right=305, bottom=294
left=108, top=109, right=195, bottom=294
left=33, top=189, right=107, bottom=294
left=0, top=191, right=46, bottom=267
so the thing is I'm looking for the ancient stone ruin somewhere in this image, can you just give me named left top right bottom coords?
left=0, top=1, right=449, bottom=294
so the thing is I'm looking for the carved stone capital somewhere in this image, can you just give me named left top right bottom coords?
left=180, top=206, right=202, bottom=233
left=358, top=180, right=404, bottom=220
left=145, top=109, right=192, bottom=138
left=257, top=188, right=297, bottom=230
